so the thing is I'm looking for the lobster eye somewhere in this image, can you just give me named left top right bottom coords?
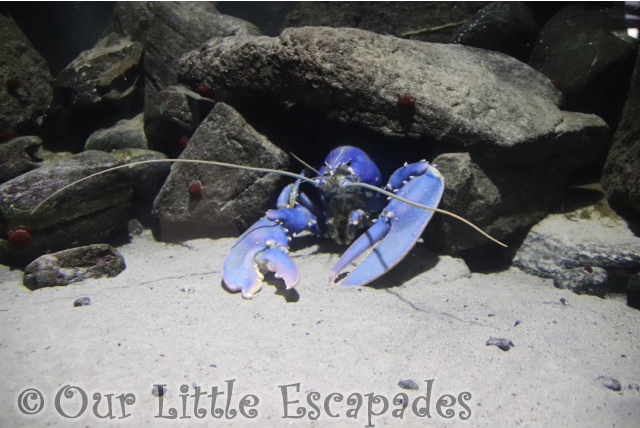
left=345, top=159, right=352, bottom=167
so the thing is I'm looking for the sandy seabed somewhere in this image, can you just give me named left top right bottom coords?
left=1, top=231, right=638, bottom=427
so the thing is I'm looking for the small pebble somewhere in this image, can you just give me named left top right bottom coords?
left=595, top=376, right=622, bottom=391
left=486, top=337, right=514, bottom=351
left=397, top=379, right=419, bottom=390
left=73, top=297, right=91, bottom=307
left=127, top=219, right=144, bottom=236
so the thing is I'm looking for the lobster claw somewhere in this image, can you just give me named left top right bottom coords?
left=330, top=162, right=444, bottom=286
left=222, top=218, right=295, bottom=299
left=223, top=200, right=318, bottom=298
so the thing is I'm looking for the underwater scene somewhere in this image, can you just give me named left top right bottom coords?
left=1, top=1, right=639, bottom=426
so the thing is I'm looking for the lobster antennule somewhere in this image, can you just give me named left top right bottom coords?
left=290, top=152, right=322, bottom=176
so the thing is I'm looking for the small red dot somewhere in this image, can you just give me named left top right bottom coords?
left=188, top=180, right=203, bottom=199
left=196, top=83, right=212, bottom=97
left=7, top=225, right=32, bottom=247
left=179, top=135, right=190, bottom=147
left=397, top=93, right=416, bottom=109
left=584, top=265, right=593, bottom=274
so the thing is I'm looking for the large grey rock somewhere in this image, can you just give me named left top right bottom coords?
left=0, top=14, right=53, bottom=135
left=144, top=85, right=215, bottom=158
left=627, top=273, right=640, bottom=310
left=178, top=27, right=607, bottom=160
left=285, top=2, right=488, bottom=43
left=0, top=136, right=42, bottom=183
left=176, top=27, right=609, bottom=251
left=45, top=32, right=144, bottom=151
left=601, top=47, right=640, bottom=216
left=513, top=188, right=640, bottom=296
left=153, top=102, right=289, bottom=241
left=105, top=2, right=260, bottom=102
left=23, top=244, right=125, bottom=290
left=452, top=2, right=538, bottom=61
left=0, top=149, right=168, bottom=265
left=529, top=5, right=637, bottom=119
left=85, top=114, right=147, bottom=151
left=54, top=33, right=143, bottom=106
left=427, top=152, right=564, bottom=253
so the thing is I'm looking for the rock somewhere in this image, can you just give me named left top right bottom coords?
left=178, top=27, right=607, bottom=158
left=0, top=136, right=43, bottom=183
left=0, top=14, right=53, bottom=136
left=177, top=27, right=608, bottom=251
left=144, top=86, right=215, bottom=158
left=105, top=2, right=260, bottom=103
left=397, top=379, right=420, bottom=390
left=627, top=273, right=640, bottom=310
left=85, top=114, right=147, bottom=151
left=23, top=244, right=125, bottom=290
left=0, top=149, right=168, bottom=265
left=45, top=32, right=144, bottom=151
left=601, top=47, right=640, bottom=217
left=427, top=152, right=566, bottom=253
left=595, top=376, right=622, bottom=392
left=153, top=102, right=289, bottom=241
left=452, top=2, right=538, bottom=61
left=513, top=187, right=640, bottom=295
left=284, top=2, right=489, bottom=43
left=127, top=219, right=144, bottom=236
left=73, top=296, right=92, bottom=307
left=3, top=3, right=117, bottom=76
left=216, top=2, right=294, bottom=36
left=529, top=5, right=638, bottom=122
left=486, top=337, right=514, bottom=351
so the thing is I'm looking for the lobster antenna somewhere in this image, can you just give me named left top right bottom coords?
left=30, top=157, right=507, bottom=247
left=346, top=181, right=508, bottom=248
left=30, top=158, right=314, bottom=215
left=290, top=152, right=322, bottom=176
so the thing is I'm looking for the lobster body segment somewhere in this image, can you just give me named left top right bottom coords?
left=222, top=146, right=445, bottom=298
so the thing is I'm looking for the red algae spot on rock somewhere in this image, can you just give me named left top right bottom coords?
left=397, top=92, right=417, bottom=110
left=7, top=225, right=32, bottom=247
left=188, top=179, right=203, bottom=199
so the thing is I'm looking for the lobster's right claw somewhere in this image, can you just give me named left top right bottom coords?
left=222, top=205, right=317, bottom=299
left=330, top=162, right=444, bottom=286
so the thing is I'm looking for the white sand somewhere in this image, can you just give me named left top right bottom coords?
left=1, top=231, right=639, bottom=427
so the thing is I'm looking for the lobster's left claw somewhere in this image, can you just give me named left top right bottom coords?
left=330, top=163, right=444, bottom=286
left=223, top=218, right=297, bottom=299
left=223, top=202, right=317, bottom=298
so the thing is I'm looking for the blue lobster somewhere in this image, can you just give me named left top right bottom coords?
left=32, top=145, right=504, bottom=298
left=222, top=146, right=444, bottom=299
